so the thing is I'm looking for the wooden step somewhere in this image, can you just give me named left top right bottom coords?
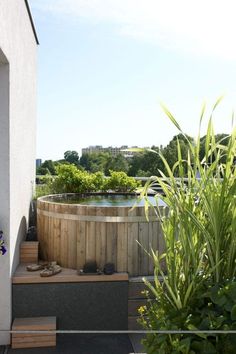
left=11, top=316, right=56, bottom=349
left=20, top=241, right=39, bottom=263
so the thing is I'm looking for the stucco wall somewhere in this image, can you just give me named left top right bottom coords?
left=0, top=0, right=37, bottom=345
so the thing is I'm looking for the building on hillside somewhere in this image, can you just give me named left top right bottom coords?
left=81, top=145, right=139, bottom=158
left=0, top=0, right=38, bottom=345
left=36, top=158, right=42, bottom=168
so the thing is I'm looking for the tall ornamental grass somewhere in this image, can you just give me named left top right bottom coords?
left=139, top=99, right=236, bottom=353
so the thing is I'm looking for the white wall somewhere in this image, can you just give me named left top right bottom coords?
left=0, top=0, right=37, bottom=345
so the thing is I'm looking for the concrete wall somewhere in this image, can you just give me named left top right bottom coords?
left=0, top=0, right=37, bottom=345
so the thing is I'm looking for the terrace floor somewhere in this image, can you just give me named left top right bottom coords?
left=6, top=334, right=134, bottom=354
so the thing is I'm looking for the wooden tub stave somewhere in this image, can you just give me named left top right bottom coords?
left=37, top=196, right=164, bottom=276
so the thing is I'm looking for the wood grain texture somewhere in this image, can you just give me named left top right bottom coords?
left=106, top=207, right=117, bottom=268
left=12, top=264, right=128, bottom=284
left=117, top=208, right=128, bottom=272
left=127, top=208, right=139, bottom=276
left=20, top=242, right=39, bottom=263
left=76, top=206, right=86, bottom=271
left=37, top=199, right=163, bottom=276
left=11, top=316, right=56, bottom=349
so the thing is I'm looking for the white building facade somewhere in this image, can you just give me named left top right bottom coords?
left=0, top=0, right=38, bottom=345
left=82, top=145, right=138, bottom=158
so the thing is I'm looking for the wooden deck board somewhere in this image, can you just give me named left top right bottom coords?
left=12, top=264, right=128, bottom=284
left=11, top=316, right=56, bottom=349
left=12, top=316, right=56, bottom=330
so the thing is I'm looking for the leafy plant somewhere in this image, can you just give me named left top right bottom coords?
left=139, top=99, right=236, bottom=353
left=36, top=164, right=140, bottom=196
left=0, top=231, right=7, bottom=255
left=104, top=170, right=141, bottom=192
left=51, top=164, right=99, bottom=193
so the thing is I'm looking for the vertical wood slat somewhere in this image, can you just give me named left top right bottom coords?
left=117, top=207, right=128, bottom=272
left=37, top=199, right=163, bottom=276
left=44, top=203, right=51, bottom=260
left=128, top=207, right=139, bottom=276
left=53, top=203, right=61, bottom=264
left=147, top=207, right=158, bottom=274
left=67, top=219, right=77, bottom=269
left=95, top=207, right=107, bottom=269
left=158, top=218, right=166, bottom=271
left=60, top=204, right=68, bottom=267
left=106, top=207, right=117, bottom=270
left=148, top=221, right=159, bottom=274
left=76, top=206, right=86, bottom=271
left=86, top=207, right=96, bottom=262
left=138, top=208, right=149, bottom=276
left=49, top=202, right=54, bottom=261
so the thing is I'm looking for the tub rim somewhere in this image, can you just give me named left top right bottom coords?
left=37, top=192, right=157, bottom=208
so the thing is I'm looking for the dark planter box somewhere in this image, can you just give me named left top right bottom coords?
left=12, top=281, right=128, bottom=330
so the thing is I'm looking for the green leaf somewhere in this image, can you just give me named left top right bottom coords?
left=231, top=304, right=236, bottom=320
left=226, top=282, right=236, bottom=300
left=210, top=285, right=227, bottom=306
left=203, top=340, right=217, bottom=354
left=160, top=102, right=182, bottom=131
left=212, top=95, right=224, bottom=112
left=179, top=337, right=192, bottom=352
left=187, top=324, right=207, bottom=339
left=192, top=340, right=217, bottom=354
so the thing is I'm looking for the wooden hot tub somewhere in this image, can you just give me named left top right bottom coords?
left=37, top=193, right=164, bottom=276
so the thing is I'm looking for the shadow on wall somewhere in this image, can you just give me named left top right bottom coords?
left=11, top=216, right=27, bottom=275
left=28, top=200, right=37, bottom=227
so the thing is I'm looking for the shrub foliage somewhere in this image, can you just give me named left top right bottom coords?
left=36, top=164, right=140, bottom=196
left=139, top=99, right=236, bottom=353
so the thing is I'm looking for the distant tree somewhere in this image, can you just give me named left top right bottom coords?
left=128, top=154, right=144, bottom=176
left=199, top=133, right=229, bottom=163
left=36, top=160, right=56, bottom=175
left=163, top=134, right=194, bottom=174
left=79, top=153, right=110, bottom=173
left=104, top=154, right=129, bottom=175
left=36, top=166, right=50, bottom=175
left=64, top=150, right=79, bottom=165
left=129, top=147, right=163, bottom=177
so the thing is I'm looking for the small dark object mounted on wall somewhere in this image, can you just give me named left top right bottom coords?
left=103, top=263, right=115, bottom=275
left=26, top=226, right=37, bottom=241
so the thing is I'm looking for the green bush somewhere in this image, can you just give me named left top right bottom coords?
left=34, top=174, right=54, bottom=199
left=104, top=170, right=141, bottom=192
left=139, top=99, right=236, bottom=353
left=44, top=165, right=139, bottom=195
left=51, top=164, right=98, bottom=193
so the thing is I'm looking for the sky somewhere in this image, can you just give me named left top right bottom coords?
left=29, top=0, right=236, bottom=161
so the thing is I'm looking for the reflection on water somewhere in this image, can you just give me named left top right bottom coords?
left=45, top=194, right=165, bottom=207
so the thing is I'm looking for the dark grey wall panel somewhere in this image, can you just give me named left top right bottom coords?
left=12, top=281, right=128, bottom=330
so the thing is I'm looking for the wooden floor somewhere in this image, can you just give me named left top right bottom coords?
left=12, top=264, right=128, bottom=284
